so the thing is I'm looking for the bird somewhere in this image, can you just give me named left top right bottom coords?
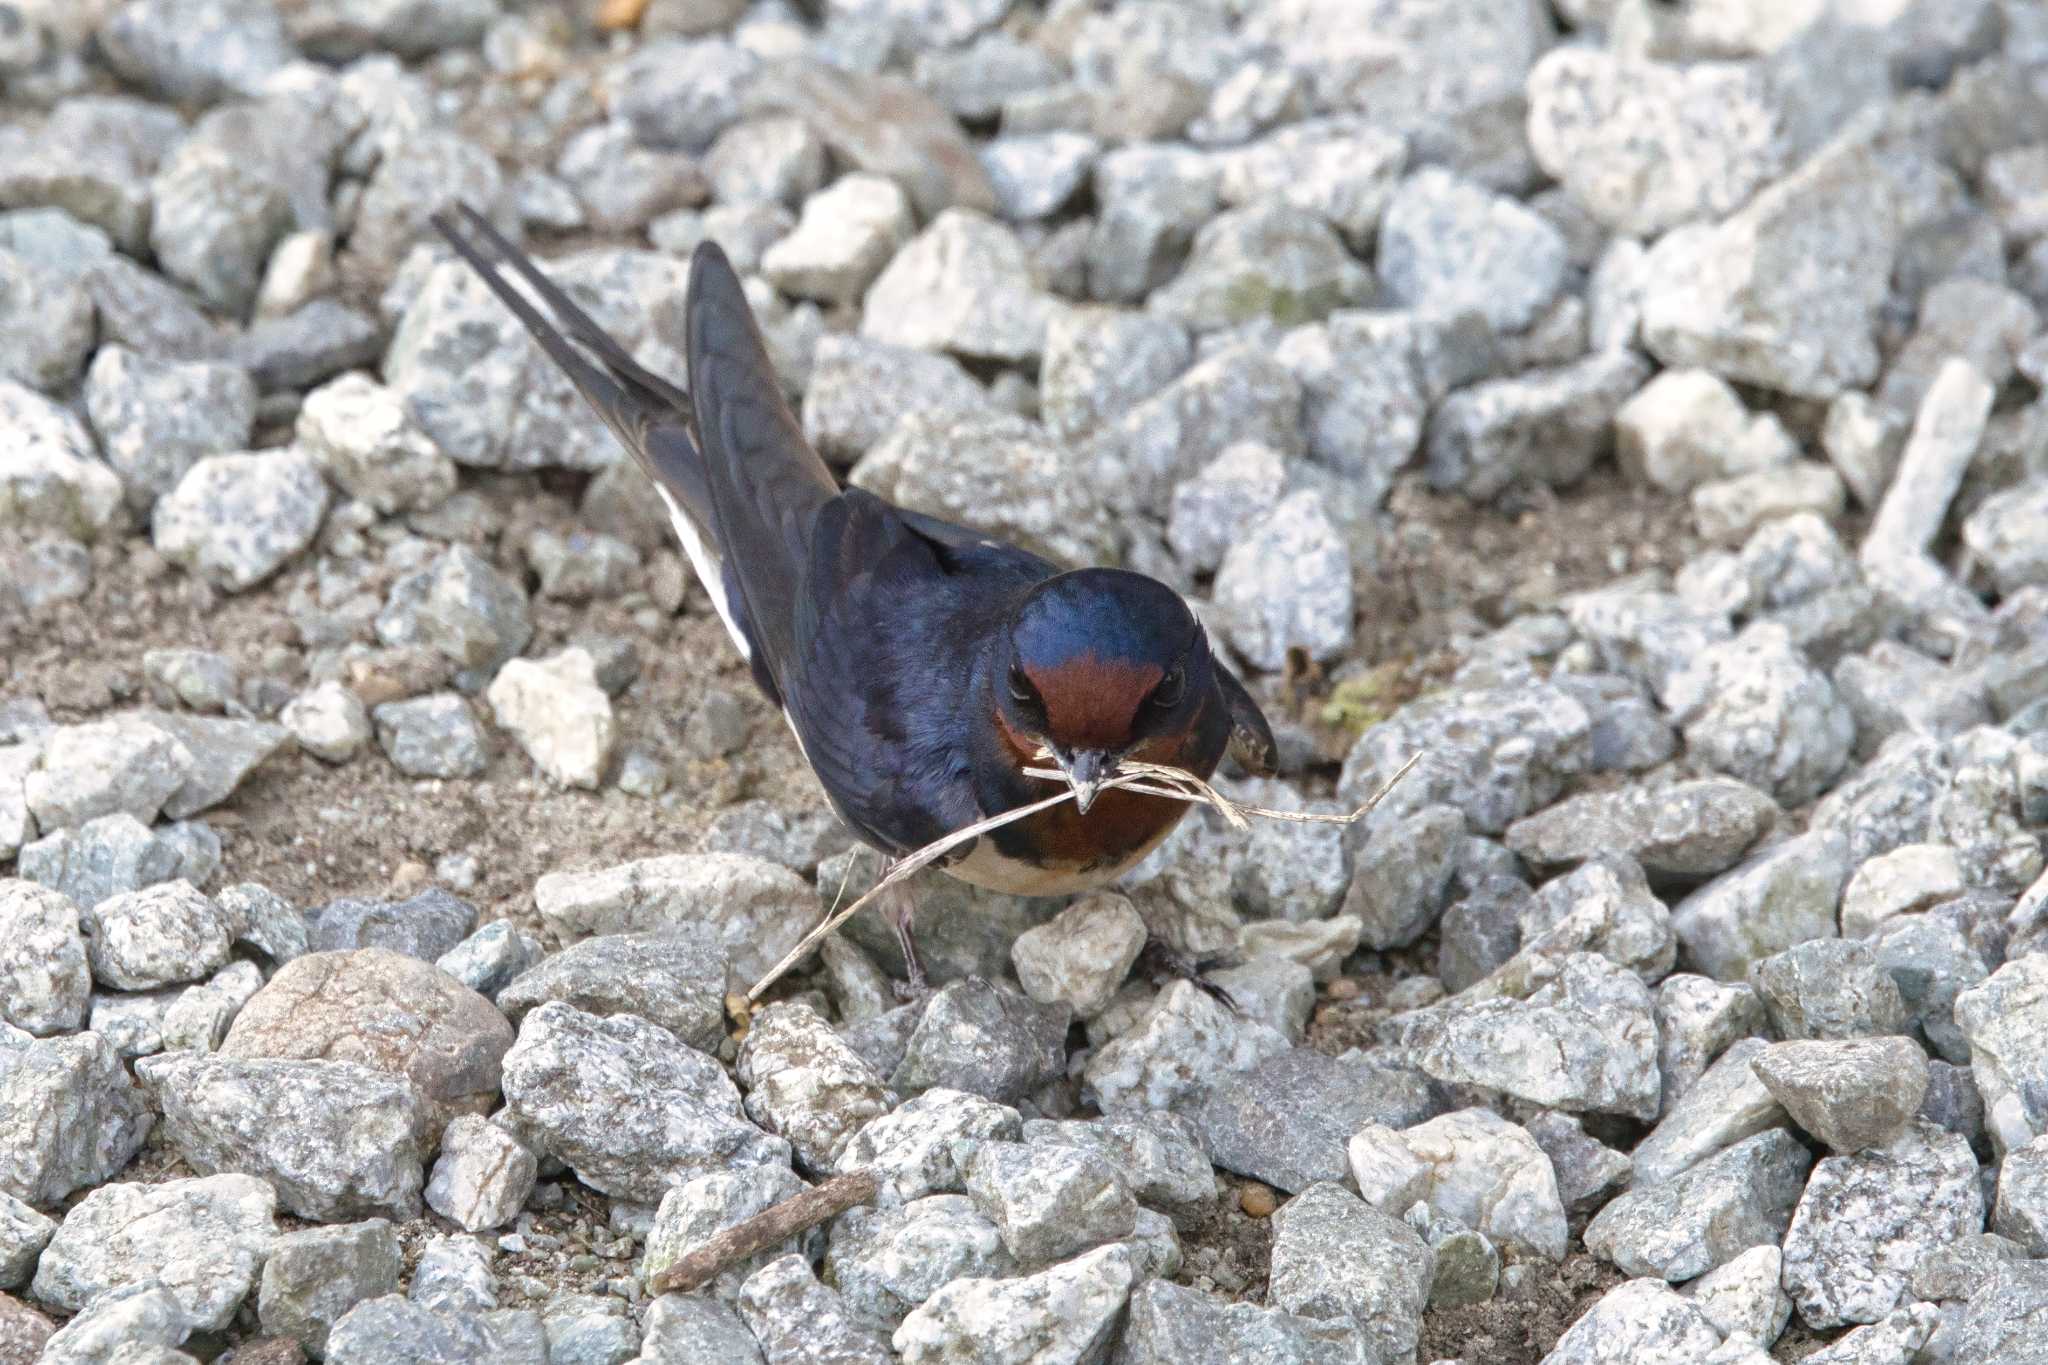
left=430, top=205, right=1277, bottom=990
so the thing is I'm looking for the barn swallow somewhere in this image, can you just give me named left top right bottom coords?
left=431, top=207, right=1277, bottom=987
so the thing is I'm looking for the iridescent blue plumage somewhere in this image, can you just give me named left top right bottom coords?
left=430, top=207, right=1277, bottom=986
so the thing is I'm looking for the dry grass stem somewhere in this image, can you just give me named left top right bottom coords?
left=744, top=751, right=1421, bottom=1002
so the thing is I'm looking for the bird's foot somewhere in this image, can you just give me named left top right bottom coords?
left=1136, top=936, right=1238, bottom=1012
left=885, top=883, right=933, bottom=1005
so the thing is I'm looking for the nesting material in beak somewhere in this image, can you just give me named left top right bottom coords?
left=1058, top=748, right=1115, bottom=814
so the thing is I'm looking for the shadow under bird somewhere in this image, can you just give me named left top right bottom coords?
left=432, top=206, right=1276, bottom=989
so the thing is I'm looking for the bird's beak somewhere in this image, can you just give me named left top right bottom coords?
left=1057, top=749, right=1115, bottom=815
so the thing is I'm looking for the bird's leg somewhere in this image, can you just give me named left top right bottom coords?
left=880, top=880, right=930, bottom=1002
left=1136, top=935, right=1238, bottom=1012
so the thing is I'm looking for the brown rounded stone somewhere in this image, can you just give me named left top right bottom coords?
left=221, top=948, right=513, bottom=1139
left=1240, top=1182, right=1279, bottom=1219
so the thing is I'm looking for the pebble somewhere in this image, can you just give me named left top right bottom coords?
left=257, top=1219, right=402, bottom=1358
left=1267, top=1182, right=1432, bottom=1365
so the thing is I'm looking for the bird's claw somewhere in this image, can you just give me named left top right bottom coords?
left=1136, top=937, right=1239, bottom=1013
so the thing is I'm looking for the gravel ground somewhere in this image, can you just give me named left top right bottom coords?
left=2, top=0, right=2046, bottom=1363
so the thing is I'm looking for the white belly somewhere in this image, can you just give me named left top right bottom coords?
left=944, top=821, right=1177, bottom=897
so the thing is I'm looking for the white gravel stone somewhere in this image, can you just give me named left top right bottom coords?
left=1665, top=622, right=1855, bottom=806
left=1641, top=134, right=1897, bottom=399
left=24, top=715, right=193, bottom=833
left=32, top=1173, right=277, bottom=1331
left=0, top=879, right=89, bottom=1035
left=737, top=1001, right=894, bottom=1173
left=1010, top=893, right=1148, bottom=1018
left=1347, top=1108, right=1568, bottom=1260
left=1526, top=49, right=1789, bottom=237
left=0, top=379, right=125, bottom=543
left=0, top=1189, right=54, bottom=1289
left=893, top=1242, right=1136, bottom=1365
left=1671, top=830, right=1850, bottom=981
left=1542, top=1278, right=1723, bottom=1365
left=1585, top=1128, right=1813, bottom=1283
left=1399, top=953, right=1661, bottom=1121
left=1780, top=1122, right=1983, bottom=1329
left=83, top=880, right=232, bottom=991
left=642, top=1165, right=815, bottom=1303
left=1954, top=954, right=2048, bottom=1157
left=961, top=1139, right=1137, bottom=1269
left=1684, top=1245, right=1790, bottom=1346
left=762, top=173, right=914, bottom=306
left=1212, top=490, right=1355, bottom=670
left=739, top=1252, right=891, bottom=1364
left=152, top=448, right=332, bottom=592
left=837, top=1088, right=1022, bottom=1206
left=296, top=372, right=456, bottom=515
left=0, top=1029, right=155, bottom=1206
left=1632, top=1038, right=1785, bottom=1188
left=426, top=1115, right=537, bottom=1233
left=1616, top=369, right=1798, bottom=494
left=486, top=648, right=616, bottom=791
left=1083, top=980, right=1291, bottom=1116
left=1378, top=167, right=1567, bottom=333
left=826, top=1193, right=1016, bottom=1334
left=862, top=210, right=1055, bottom=365
left=140, top=1051, right=428, bottom=1221
left=258, top=1219, right=403, bottom=1359
left=499, top=1002, right=789, bottom=1203
left=533, top=852, right=814, bottom=986
left=1268, top=1182, right=1432, bottom=1365
left=282, top=681, right=373, bottom=764
left=1862, top=359, right=1995, bottom=567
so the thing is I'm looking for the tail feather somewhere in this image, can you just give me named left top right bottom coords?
left=428, top=209, right=761, bottom=682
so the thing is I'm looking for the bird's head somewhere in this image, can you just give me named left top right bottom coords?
left=993, top=568, right=1213, bottom=814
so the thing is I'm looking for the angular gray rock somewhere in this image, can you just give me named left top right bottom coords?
left=258, top=1219, right=403, bottom=1357
left=296, top=372, right=456, bottom=516
left=1506, top=778, right=1778, bottom=881
left=1671, top=830, right=1851, bottom=981
left=890, top=978, right=1068, bottom=1107
left=737, top=1001, right=893, bottom=1173
left=1379, top=167, right=1567, bottom=332
left=1954, top=954, right=2048, bottom=1157
left=500, top=1002, right=789, bottom=1203
left=152, top=450, right=331, bottom=592
left=893, top=1243, right=1136, bottom=1365
left=836, top=1087, right=1022, bottom=1206
left=0, top=879, right=88, bottom=1035
left=1631, top=1038, right=1785, bottom=1188
left=31, top=1174, right=276, bottom=1331
left=1194, top=1046, right=1435, bottom=1195
left=82, top=881, right=232, bottom=992
left=1268, top=1182, right=1432, bottom=1365
left=1347, top=1107, right=1567, bottom=1261
left=1084, top=980, right=1291, bottom=1115
left=1641, top=132, right=1897, bottom=399
left=83, top=348, right=256, bottom=515
left=825, top=1194, right=1017, bottom=1333
left=1542, top=1279, right=1723, bottom=1365
left=1749, top=938, right=1908, bottom=1042
left=1425, top=350, right=1651, bottom=501
left=1398, top=953, right=1661, bottom=1121
left=738, top=1253, right=891, bottom=1365
left=499, top=927, right=725, bottom=1054
left=425, top=1115, right=536, bottom=1234
left=1781, top=1122, right=1983, bottom=1328
left=1753, top=1037, right=1929, bottom=1153
left=961, top=1139, right=1137, bottom=1269
left=642, top=1165, right=815, bottom=1302
left=371, top=695, right=489, bottom=779
left=139, top=1051, right=427, bottom=1221
left=862, top=210, right=1054, bottom=365
left=1584, top=1129, right=1813, bottom=1282
left=1212, top=491, right=1355, bottom=670
left=533, top=852, right=814, bottom=986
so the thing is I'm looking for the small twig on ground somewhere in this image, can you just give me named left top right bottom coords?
left=647, top=1169, right=880, bottom=1295
left=744, top=751, right=1422, bottom=1003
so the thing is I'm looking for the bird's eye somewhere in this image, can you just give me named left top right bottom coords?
left=1151, top=665, right=1186, bottom=708
left=1008, top=665, right=1038, bottom=707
